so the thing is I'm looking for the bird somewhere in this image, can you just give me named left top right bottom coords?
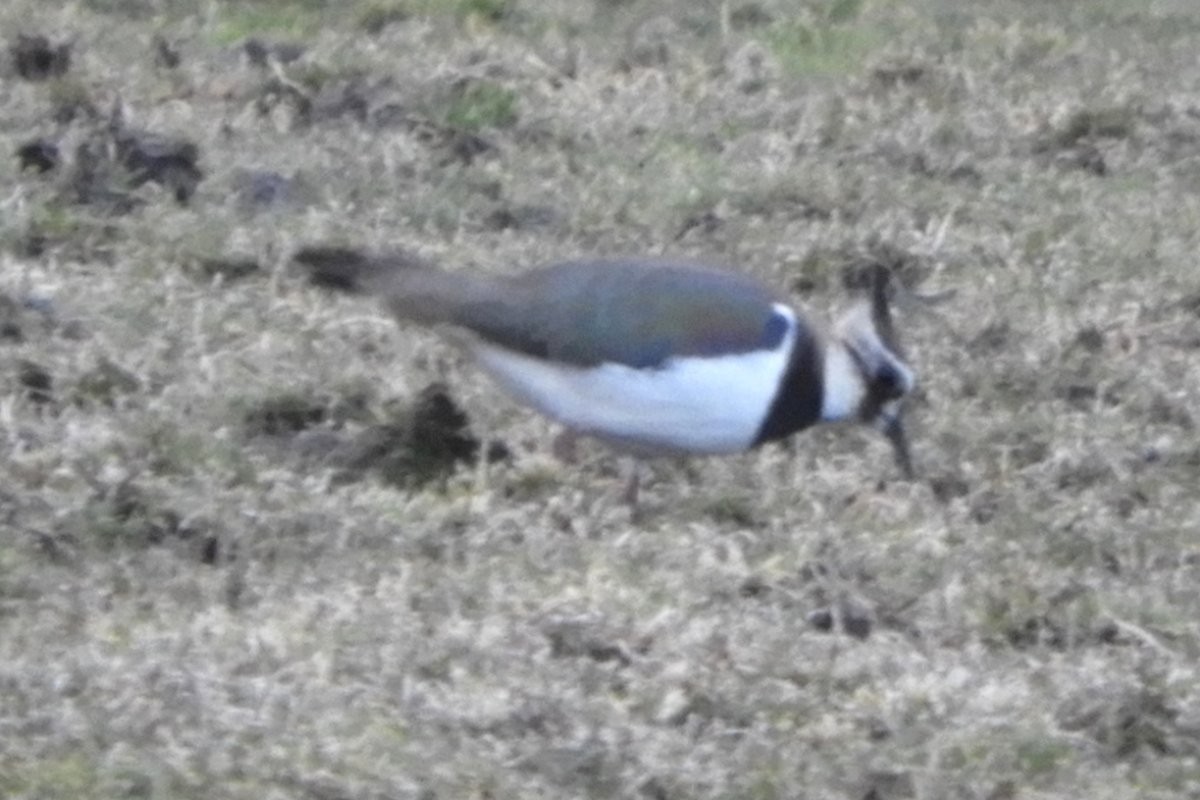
left=292, top=247, right=917, bottom=486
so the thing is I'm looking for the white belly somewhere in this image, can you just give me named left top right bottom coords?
left=468, top=310, right=796, bottom=455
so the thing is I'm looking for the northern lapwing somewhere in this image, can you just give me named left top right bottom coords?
left=293, top=247, right=917, bottom=487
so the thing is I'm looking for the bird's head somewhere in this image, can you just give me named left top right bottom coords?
left=830, top=265, right=916, bottom=477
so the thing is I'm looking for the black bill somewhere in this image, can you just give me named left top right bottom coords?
left=881, top=412, right=915, bottom=479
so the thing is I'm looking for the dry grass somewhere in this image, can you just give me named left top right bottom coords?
left=2, top=0, right=1200, bottom=797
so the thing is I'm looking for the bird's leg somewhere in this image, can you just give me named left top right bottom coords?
left=621, top=459, right=643, bottom=518
left=552, top=428, right=580, bottom=464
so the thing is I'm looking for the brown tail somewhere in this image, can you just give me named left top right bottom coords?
left=293, top=246, right=503, bottom=330
left=294, top=246, right=432, bottom=293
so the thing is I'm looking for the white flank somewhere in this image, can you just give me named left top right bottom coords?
left=469, top=304, right=798, bottom=455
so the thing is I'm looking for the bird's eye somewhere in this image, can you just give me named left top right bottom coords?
left=874, top=365, right=906, bottom=400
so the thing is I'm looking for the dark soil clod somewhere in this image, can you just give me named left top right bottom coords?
left=444, top=129, right=495, bottom=165
left=17, top=359, right=53, bottom=404
left=243, top=393, right=329, bottom=436
left=1072, top=326, right=1105, bottom=353
left=242, top=37, right=305, bottom=68
left=114, top=130, right=204, bottom=203
left=11, top=33, right=70, bottom=81
left=200, top=534, right=219, bottom=565
left=232, top=169, right=295, bottom=209
left=675, top=209, right=723, bottom=240
left=16, top=138, right=59, bottom=173
left=72, top=481, right=190, bottom=549
left=872, top=62, right=927, bottom=88
left=484, top=204, right=562, bottom=232
left=929, top=473, right=970, bottom=503
left=806, top=607, right=834, bottom=631
left=544, top=617, right=633, bottom=666
left=1056, top=107, right=1136, bottom=147
left=0, top=293, right=25, bottom=342
left=153, top=34, right=180, bottom=69
left=74, top=357, right=141, bottom=406
left=336, top=383, right=486, bottom=489
left=729, top=3, right=773, bottom=29
left=195, top=256, right=261, bottom=283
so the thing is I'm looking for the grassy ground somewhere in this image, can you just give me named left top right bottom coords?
left=2, top=0, right=1200, bottom=797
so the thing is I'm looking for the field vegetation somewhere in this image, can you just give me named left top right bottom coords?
left=2, top=0, right=1199, bottom=797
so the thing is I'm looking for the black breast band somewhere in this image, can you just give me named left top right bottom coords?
left=752, top=330, right=825, bottom=446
